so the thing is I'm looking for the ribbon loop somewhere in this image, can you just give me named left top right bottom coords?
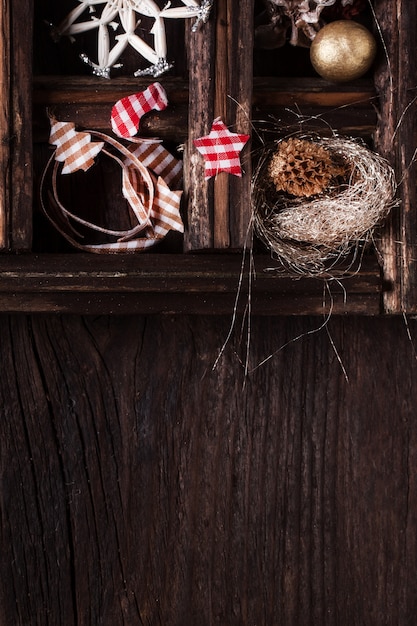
left=41, top=118, right=183, bottom=253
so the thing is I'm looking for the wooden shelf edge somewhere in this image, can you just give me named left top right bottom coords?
left=0, top=252, right=382, bottom=315
left=33, top=75, right=376, bottom=104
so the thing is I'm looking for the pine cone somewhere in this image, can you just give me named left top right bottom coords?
left=268, top=138, right=345, bottom=197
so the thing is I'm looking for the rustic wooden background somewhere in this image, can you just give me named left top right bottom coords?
left=2, top=1, right=417, bottom=624
left=1, top=313, right=417, bottom=625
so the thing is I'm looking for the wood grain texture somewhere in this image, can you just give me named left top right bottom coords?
left=0, top=0, right=10, bottom=249
left=184, top=0, right=253, bottom=251
left=374, top=0, right=417, bottom=313
left=10, top=0, right=33, bottom=250
left=226, top=0, right=253, bottom=249
left=0, top=253, right=382, bottom=315
left=213, top=0, right=230, bottom=248
left=33, top=76, right=189, bottom=143
left=1, top=314, right=417, bottom=624
left=183, top=5, right=215, bottom=251
left=33, top=76, right=377, bottom=143
left=213, top=0, right=253, bottom=249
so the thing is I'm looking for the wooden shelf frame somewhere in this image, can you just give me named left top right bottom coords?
left=374, top=1, right=417, bottom=313
left=0, top=0, right=416, bottom=315
left=0, top=253, right=382, bottom=315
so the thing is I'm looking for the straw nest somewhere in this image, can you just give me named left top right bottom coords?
left=252, top=135, right=398, bottom=275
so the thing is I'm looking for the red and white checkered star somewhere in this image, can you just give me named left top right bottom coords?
left=193, top=117, right=250, bottom=180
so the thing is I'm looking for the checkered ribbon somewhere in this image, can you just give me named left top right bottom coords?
left=41, top=121, right=183, bottom=253
left=111, top=83, right=168, bottom=139
left=129, top=170, right=184, bottom=239
left=126, top=138, right=183, bottom=189
left=193, top=117, right=250, bottom=179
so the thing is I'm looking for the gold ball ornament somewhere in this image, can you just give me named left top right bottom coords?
left=310, top=20, right=377, bottom=83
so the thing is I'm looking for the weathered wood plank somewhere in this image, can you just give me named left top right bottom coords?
left=213, top=0, right=230, bottom=248
left=10, top=0, right=33, bottom=250
left=253, top=77, right=376, bottom=107
left=184, top=0, right=253, bottom=251
left=226, top=0, right=253, bottom=249
left=32, top=76, right=189, bottom=142
left=33, top=101, right=377, bottom=144
left=33, top=76, right=377, bottom=144
left=0, top=291, right=381, bottom=316
left=183, top=5, right=216, bottom=251
left=33, top=76, right=375, bottom=105
left=0, top=253, right=381, bottom=314
left=374, top=0, right=417, bottom=313
left=33, top=76, right=190, bottom=103
left=0, top=0, right=10, bottom=249
left=2, top=314, right=417, bottom=623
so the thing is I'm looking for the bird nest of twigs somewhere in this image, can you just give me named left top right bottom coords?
left=252, top=135, right=398, bottom=275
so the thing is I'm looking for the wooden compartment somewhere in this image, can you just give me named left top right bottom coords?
left=0, top=1, right=415, bottom=314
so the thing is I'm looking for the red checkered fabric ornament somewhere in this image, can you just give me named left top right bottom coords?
left=111, top=83, right=168, bottom=139
left=193, top=117, right=250, bottom=180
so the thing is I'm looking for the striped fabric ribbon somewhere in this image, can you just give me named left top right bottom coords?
left=41, top=117, right=183, bottom=253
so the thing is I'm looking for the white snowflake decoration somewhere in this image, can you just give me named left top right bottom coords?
left=52, top=0, right=213, bottom=78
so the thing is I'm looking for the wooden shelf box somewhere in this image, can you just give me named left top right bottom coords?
left=0, top=1, right=415, bottom=314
